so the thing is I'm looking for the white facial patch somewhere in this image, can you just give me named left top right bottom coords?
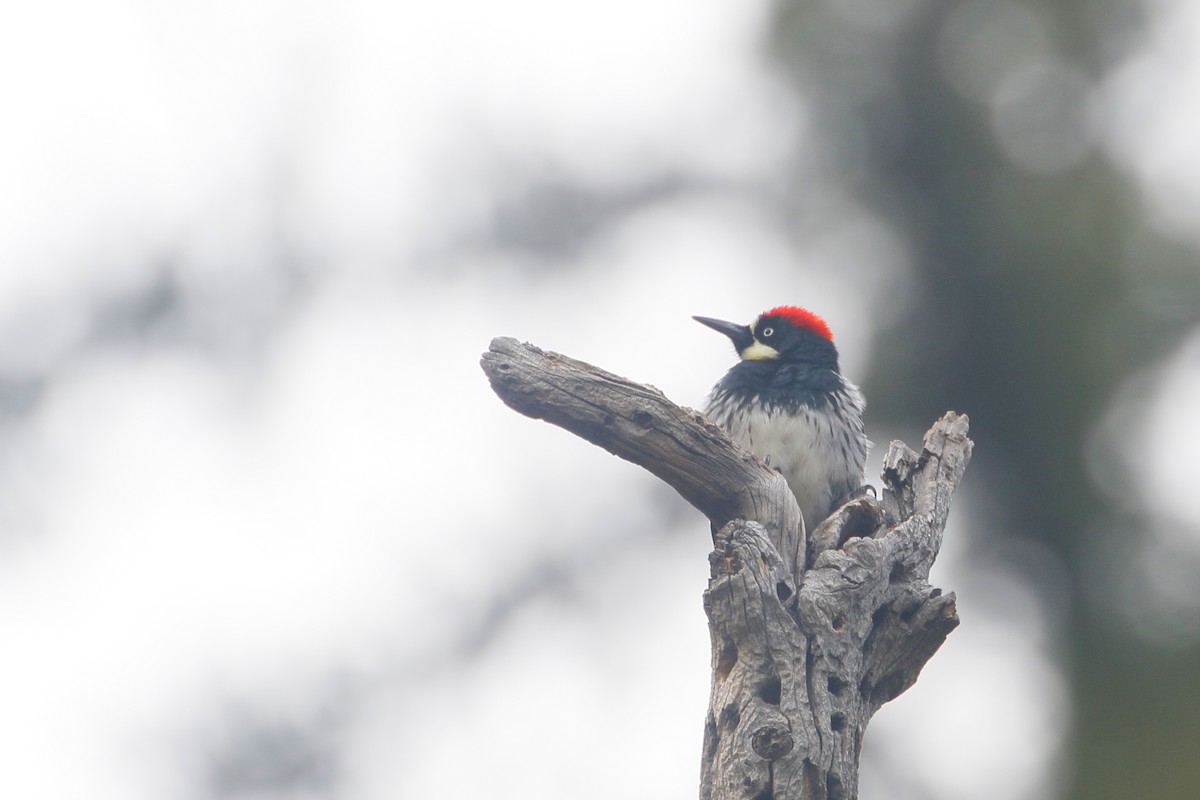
left=740, top=340, right=780, bottom=361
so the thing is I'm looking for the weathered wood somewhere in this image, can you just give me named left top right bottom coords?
left=482, top=336, right=806, bottom=576
left=481, top=337, right=972, bottom=800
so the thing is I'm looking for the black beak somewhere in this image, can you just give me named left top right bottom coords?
left=693, top=315, right=754, bottom=353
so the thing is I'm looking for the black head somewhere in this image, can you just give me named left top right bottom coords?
left=693, top=305, right=840, bottom=371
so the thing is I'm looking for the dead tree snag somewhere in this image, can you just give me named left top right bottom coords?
left=481, top=336, right=972, bottom=799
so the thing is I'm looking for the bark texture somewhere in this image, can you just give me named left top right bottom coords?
left=481, top=337, right=972, bottom=800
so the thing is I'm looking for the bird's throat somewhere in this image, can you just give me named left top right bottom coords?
left=739, top=341, right=780, bottom=361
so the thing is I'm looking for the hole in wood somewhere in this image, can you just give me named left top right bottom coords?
left=831, top=615, right=845, bottom=631
left=632, top=410, right=653, bottom=427
left=716, top=639, right=738, bottom=681
left=871, top=604, right=892, bottom=627
left=751, top=725, right=794, bottom=760
left=932, top=597, right=958, bottom=626
left=759, top=674, right=782, bottom=706
left=900, top=603, right=919, bottom=624
left=827, top=771, right=845, bottom=800
left=776, top=580, right=793, bottom=602
left=836, top=499, right=879, bottom=546
left=888, top=561, right=906, bottom=584
left=803, top=759, right=820, bottom=796
left=718, top=703, right=740, bottom=732
left=827, top=675, right=847, bottom=696
left=830, top=713, right=846, bottom=732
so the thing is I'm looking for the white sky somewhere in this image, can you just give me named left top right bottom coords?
left=1, top=0, right=1197, bottom=798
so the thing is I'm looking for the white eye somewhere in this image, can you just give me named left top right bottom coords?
left=761, top=327, right=774, bottom=338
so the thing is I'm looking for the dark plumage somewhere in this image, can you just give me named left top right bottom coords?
left=695, top=306, right=869, bottom=529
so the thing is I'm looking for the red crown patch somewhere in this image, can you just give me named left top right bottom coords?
left=761, top=305, right=833, bottom=341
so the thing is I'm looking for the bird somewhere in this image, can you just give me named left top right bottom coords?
left=694, top=305, right=869, bottom=531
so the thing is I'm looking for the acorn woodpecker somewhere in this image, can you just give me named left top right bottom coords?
left=694, top=305, right=869, bottom=530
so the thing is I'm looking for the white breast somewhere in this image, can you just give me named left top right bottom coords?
left=705, top=387, right=867, bottom=530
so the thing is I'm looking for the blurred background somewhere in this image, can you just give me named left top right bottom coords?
left=2, top=0, right=1199, bottom=797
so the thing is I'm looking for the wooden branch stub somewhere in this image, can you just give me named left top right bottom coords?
left=481, top=336, right=807, bottom=574
left=481, top=338, right=973, bottom=800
